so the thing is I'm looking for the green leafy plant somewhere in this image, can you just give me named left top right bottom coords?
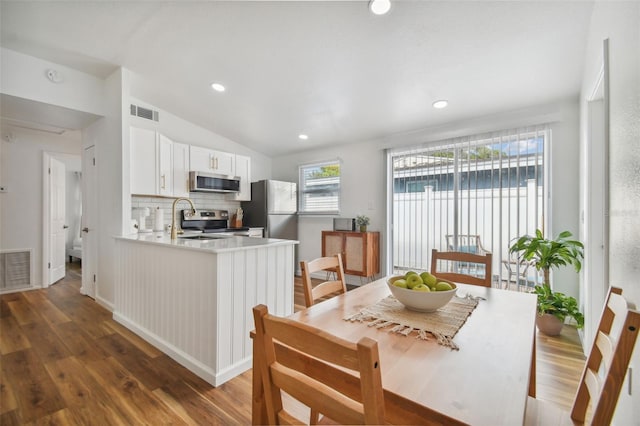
left=509, top=229, right=585, bottom=328
left=532, top=284, right=584, bottom=328
left=356, top=215, right=370, bottom=227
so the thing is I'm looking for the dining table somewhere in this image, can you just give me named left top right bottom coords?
left=251, top=276, right=538, bottom=425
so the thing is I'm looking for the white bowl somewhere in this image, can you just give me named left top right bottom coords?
left=387, top=275, right=457, bottom=312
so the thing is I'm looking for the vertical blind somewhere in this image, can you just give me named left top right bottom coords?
left=388, top=125, right=548, bottom=290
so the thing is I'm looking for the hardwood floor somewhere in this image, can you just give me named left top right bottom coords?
left=1, top=265, right=585, bottom=424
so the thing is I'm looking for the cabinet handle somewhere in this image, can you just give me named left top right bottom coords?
left=209, top=156, right=214, bottom=169
left=214, top=157, right=218, bottom=170
left=161, top=174, right=166, bottom=189
left=82, top=227, right=89, bottom=233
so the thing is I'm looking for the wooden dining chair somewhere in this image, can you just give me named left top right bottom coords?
left=430, top=248, right=493, bottom=287
left=300, top=254, right=347, bottom=307
left=252, top=304, right=385, bottom=425
left=525, top=286, right=640, bottom=425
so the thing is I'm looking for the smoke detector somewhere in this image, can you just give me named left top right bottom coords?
left=45, top=69, right=64, bottom=83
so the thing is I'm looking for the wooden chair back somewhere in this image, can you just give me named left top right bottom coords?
left=569, top=286, right=640, bottom=424
left=430, top=248, right=493, bottom=287
left=252, top=304, right=385, bottom=425
left=300, top=254, right=347, bottom=307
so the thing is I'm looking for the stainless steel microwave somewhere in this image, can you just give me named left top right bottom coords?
left=189, top=171, right=240, bottom=193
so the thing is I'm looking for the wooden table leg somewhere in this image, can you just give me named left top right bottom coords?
left=251, top=331, right=267, bottom=425
left=529, top=326, right=536, bottom=397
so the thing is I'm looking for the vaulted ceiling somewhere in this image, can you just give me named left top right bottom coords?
left=0, top=1, right=594, bottom=156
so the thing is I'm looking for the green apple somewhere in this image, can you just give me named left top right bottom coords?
left=393, top=279, right=408, bottom=289
left=406, top=274, right=423, bottom=289
left=413, top=284, right=431, bottom=292
left=435, top=281, right=453, bottom=292
left=404, top=270, right=419, bottom=279
left=420, top=272, right=438, bottom=288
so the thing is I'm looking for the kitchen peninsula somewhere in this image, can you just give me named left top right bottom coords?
left=114, top=233, right=297, bottom=386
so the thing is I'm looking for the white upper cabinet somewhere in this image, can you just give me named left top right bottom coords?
left=131, top=127, right=251, bottom=200
left=130, top=127, right=158, bottom=195
left=233, top=154, right=251, bottom=201
left=130, top=127, right=189, bottom=198
left=173, top=142, right=190, bottom=198
left=189, top=145, right=235, bottom=176
left=158, top=133, right=174, bottom=197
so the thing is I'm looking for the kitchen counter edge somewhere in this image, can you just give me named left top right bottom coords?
left=115, top=232, right=298, bottom=254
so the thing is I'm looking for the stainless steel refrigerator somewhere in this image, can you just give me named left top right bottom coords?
left=241, top=180, right=297, bottom=240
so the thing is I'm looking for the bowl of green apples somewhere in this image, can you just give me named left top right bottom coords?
left=387, top=271, right=457, bottom=312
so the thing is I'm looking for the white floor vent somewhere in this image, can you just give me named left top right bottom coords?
left=1, top=249, right=32, bottom=291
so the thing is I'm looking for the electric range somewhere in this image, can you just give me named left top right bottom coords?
left=180, top=209, right=249, bottom=233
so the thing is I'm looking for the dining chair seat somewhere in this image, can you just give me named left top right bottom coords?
left=525, top=286, right=640, bottom=425
left=430, top=248, right=493, bottom=287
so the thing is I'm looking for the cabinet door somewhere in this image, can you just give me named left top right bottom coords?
left=322, top=232, right=344, bottom=258
left=344, top=233, right=365, bottom=275
left=189, top=145, right=213, bottom=172
left=158, top=134, right=173, bottom=196
left=130, top=127, right=157, bottom=195
left=212, top=150, right=235, bottom=176
left=173, top=142, right=190, bottom=198
left=233, top=154, right=251, bottom=201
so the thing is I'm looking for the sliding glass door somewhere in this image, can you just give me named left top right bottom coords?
left=388, top=126, right=548, bottom=290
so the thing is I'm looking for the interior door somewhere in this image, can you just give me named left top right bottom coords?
left=49, top=157, right=66, bottom=284
left=81, top=145, right=97, bottom=298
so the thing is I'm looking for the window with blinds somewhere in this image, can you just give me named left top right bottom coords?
left=298, top=160, right=341, bottom=214
left=388, top=126, right=548, bottom=290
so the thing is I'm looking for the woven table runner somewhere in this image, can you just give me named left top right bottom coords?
left=344, top=295, right=480, bottom=350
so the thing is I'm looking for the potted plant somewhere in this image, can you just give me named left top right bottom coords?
left=356, top=215, right=370, bottom=232
left=509, top=229, right=584, bottom=336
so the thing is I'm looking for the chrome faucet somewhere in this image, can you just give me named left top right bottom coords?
left=171, top=197, right=196, bottom=240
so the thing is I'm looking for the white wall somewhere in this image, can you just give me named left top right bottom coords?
left=272, top=99, right=581, bottom=289
left=273, top=143, right=386, bottom=283
left=1, top=48, right=105, bottom=116
left=0, top=126, right=82, bottom=287
left=580, top=2, right=640, bottom=423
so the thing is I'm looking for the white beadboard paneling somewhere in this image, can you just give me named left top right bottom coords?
left=115, top=238, right=294, bottom=386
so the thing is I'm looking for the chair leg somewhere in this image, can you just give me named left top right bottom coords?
left=310, top=409, right=320, bottom=425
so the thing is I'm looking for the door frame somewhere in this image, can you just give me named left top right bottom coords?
left=580, top=39, right=610, bottom=350
left=42, top=151, right=81, bottom=287
left=80, top=145, right=97, bottom=298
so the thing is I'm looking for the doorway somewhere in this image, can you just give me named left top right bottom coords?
left=42, top=152, right=82, bottom=287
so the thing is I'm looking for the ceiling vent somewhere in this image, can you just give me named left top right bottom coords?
left=130, top=104, right=159, bottom=122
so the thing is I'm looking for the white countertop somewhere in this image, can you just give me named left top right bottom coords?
left=116, top=231, right=298, bottom=254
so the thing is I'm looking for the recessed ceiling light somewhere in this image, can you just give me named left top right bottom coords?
left=433, top=100, right=449, bottom=109
left=210, top=83, right=225, bottom=92
left=298, top=134, right=309, bottom=140
left=369, top=0, right=391, bottom=15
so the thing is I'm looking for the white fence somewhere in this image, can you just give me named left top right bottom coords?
left=392, top=180, right=543, bottom=287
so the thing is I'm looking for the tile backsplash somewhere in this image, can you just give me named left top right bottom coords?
left=131, top=193, right=241, bottom=232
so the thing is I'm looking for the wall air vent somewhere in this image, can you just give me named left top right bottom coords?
left=130, top=104, right=159, bottom=122
left=1, top=249, right=32, bottom=292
